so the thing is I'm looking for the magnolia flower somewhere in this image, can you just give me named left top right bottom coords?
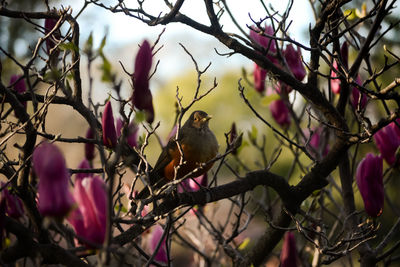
left=33, top=142, right=74, bottom=217
left=68, top=175, right=107, bottom=246
left=44, top=18, right=60, bottom=53
left=132, top=40, right=154, bottom=123
left=1, top=184, right=24, bottom=219
left=254, top=63, right=268, bottom=93
left=149, top=225, right=168, bottom=264
left=9, top=75, right=27, bottom=110
left=374, top=123, right=400, bottom=165
left=76, top=159, right=92, bottom=181
left=102, top=101, right=117, bottom=148
left=270, top=99, right=291, bottom=128
left=356, top=153, right=384, bottom=217
left=116, top=118, right=139, bottom=148
left=84, top=128, right=95, bottom=161
left=283, top=44, right=306, bottom=81
left=305, top=127, right=329, bottom=158
left=350, top=75, right=368, bottom=110
left=180, top=173, right=208, bottom=193
left=250, top=25, right=277, bottom=94
left=330, top=42, right=348, bottom=95
left=280, top=232, right=298, bottom=267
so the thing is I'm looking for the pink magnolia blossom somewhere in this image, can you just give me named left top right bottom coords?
left=116, top=118, right=139, bottom=148
left=84, top=128, right=95, bottom=161
left=270, top=99, right=291, bottom=128
left=283, top=44, right=306, bottom=81
left=374, top=123, right=400, bottom=165
left=356, top=154, right=384, bottom=217
left=350, top=75, right=368, bottom=110
left=254, top=63, right=268, bottom=93
left=1, top=183, right=24, bottom=219
left=280, top=232, right=298, bottom=267
left=33, top=142, right=74, bottom=217
left=68, top=175, right=107, bottom=246
left=305, top=127, right=329, bottom=158
left=102, top=101, right=117, bottom=148
left=132, top=40, right=154, bottom=123
left=44, top=18, right=60, bottom=53
left=149, top=225, right=168, bottom=264
left=250, top=25, right=277, bottom=94
left=9, top=75, right=27, bottom=110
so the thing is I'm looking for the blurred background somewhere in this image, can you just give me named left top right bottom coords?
left=2, top=1, right=400, bottom=265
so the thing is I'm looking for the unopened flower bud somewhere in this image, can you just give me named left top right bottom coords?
left=356, top=153, right=384, bottom=217
left=102, top=101, right=117, bottom=148
left=33, top=142, right=74, bottom=218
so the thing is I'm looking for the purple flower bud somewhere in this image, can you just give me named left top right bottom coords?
left=102, top=101, right=117, bottom=148
left=350, top=75, right=368, bottom=110
left=44, top=18, right=61, bottom=55
left=270, top=99, right=291, bottom=128
left=283, top=44, right=306, bottom=81
left=305, top=128, right=329, bottom=158
left=149, top=225, right=168, bottom=264
left=330, top=61, right=341, bottom=94
left=280, top=232, right=298, bottom=267
left=76, top=159, right=92, bottom=181
left=68, top=175, right=107, bottom=246
left=116, top=118, right=139, bottom=148
left=250, top=25, right=276, bottom=54
left=374, top=123, right=400, bottom=165
left=330, top=42, right=349, bottom=95
left=180, top=174, right=208, bottom=193
left=33, top=142, right=75, bottom=217
left=1, top=184, right=24, bottom=219
left=9, top=75, right=27, bottom=110
left=85, top=128, right=95, bottom=161
left=254, top=63, right=268, bottom=93
left=356, top=153, right=384, bottom=217
left=132, top=40, right=154, bottom=124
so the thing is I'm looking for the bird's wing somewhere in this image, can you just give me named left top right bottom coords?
left=150, top=139, right=177, bottom=185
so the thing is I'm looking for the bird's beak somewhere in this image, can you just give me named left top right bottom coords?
left=202, top=115, right=212, bottom=122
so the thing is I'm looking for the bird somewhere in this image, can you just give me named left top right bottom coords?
left=136, top=110, right=219, bottom=199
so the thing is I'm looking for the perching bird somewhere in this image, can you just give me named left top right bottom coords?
left=136, top=110, right=219, bottom=199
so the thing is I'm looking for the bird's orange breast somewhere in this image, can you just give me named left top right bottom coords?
left=163, top=144, right=216, bottom=181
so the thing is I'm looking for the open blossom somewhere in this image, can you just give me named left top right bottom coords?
left=68, top=175, right=107, bottom=246
left=102, top=101, right=117, bottom=148
left=270, top=99, right=291, bottom=128
left=374, top=122, right=400, bottom=165
left=283, top=44, right=306, bottom=81
left=132, top=40, right=154, bottom=123
left=356, top=154, right=384, bottom=217
left=280, top=232, right=298, bottom=267
left=33, top=142, right=74, bottom=217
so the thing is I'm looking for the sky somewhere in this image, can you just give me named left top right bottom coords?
left=69, top=0, right=313, bottom=81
